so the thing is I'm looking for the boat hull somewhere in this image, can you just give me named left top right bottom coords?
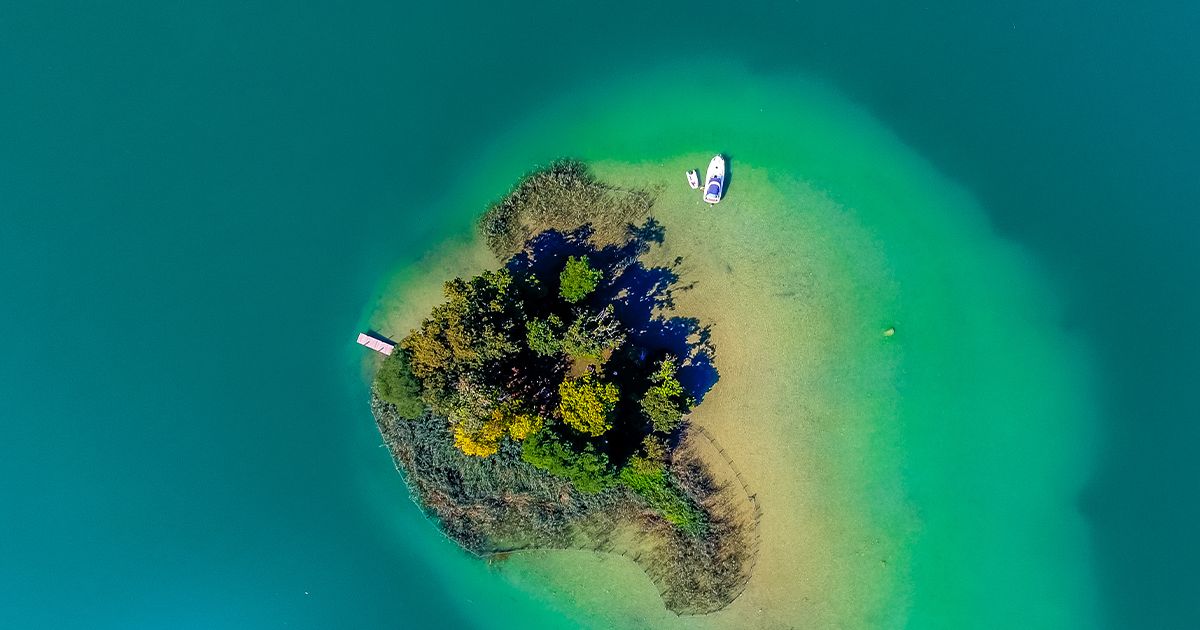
left=704, top=155, right=725, bottom=203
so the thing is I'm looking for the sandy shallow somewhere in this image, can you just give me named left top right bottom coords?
left=366, top=69, right=1098, bottom=628
left=369, top=159, right=913, bottom=627
left=480, top=160, right=914, bottom=628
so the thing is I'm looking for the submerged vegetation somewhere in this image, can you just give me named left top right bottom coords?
left=370, top=160, right=751, bottom=614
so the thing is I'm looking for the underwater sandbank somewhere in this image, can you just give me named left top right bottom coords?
left=366, top=65, right=1098, bottom=628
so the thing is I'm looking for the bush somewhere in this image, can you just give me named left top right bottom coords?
left=558, top=374, right=619, bottom=437
left=559, top=255, right=602, bottom=303
left=521, top=429, right=615, bottom=493
left=628, top=435, right=668, bottom=475
left=526, top=315, right=564, bottom=356
left=618, top=465, right=706, bottom=534
left=562, top=305, right=625, bottom=360
left=374, top=351, right=425, bottom=419
left=640, top=356, right=688, bottom=432
left=400, top=269, right=522, bottom=396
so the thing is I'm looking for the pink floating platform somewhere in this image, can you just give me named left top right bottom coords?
left=356, top=332, right=395, bottom=355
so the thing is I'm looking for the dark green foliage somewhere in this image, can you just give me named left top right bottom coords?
left=526, top=315, right=564, bottom=356
left=641, top=356, right=689, bottom=432
left=629, top=435, right=668, bottom=474
left=562, top=305, right=626, bottom=360
left=401, top=268, right=522, bottom=402
left=374, top=351, right=425, bottom=419
left=521, top=429, right=615, bottom=494
left=559, top=255, right=602, bottom=303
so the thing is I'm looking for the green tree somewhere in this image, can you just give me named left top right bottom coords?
left=526, top=315, right=564, bottom=356
left=521, top=429, right=615, bottom=493
left=628, top=435, right=668, bottom=475
left=562, top=305, right=625, bottom=360
left=401, top=268, right=522, bottom=397
left=558, top=374, right=619, bottom=436
left=559, top=255, right=602, bottom=303
left=640, top=356, right=689, bottom=432
left=374, top=351, right=425, bottom=419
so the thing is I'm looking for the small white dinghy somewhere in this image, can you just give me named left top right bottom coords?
left=686, top=170, right=700, bottom=189
left=703, top=155, right=725, bottom=204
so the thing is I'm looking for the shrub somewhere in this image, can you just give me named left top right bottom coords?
left=521, top=429, right=615, bottom=493
left=562, top=305, right=625, bottom=360
left=506, top=411, right=544, bottom=441
left=401, top=269, right=522, bottom=395
left=640, top=356, right=688, bottom=432
left=558, top=374, right=619, bottom=437
left=453, top=425, right=501, bottom=457
left=618, top=465, right=705, bottom=534
left=526, top=315, right=564, bottom=356
left=628, top=435, right=668, bottom=475
left=559, top=255, right=602, bottom=303
left=374, top=351, right=425, bottom=419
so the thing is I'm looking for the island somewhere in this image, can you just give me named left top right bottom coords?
left=368, top=161, right=755, bottom=614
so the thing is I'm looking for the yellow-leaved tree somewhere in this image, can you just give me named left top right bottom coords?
left=452, top=400, right=543, bottom=457
left=557, top=374, right=619, bottom=437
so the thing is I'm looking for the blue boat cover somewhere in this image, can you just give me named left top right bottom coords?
left=707, top=183, right=720, bottom=196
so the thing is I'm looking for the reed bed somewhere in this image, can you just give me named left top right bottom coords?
left=478, top=159, right=654, bottom=257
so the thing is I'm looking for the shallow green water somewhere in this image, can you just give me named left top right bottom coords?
left=3, top=2, right=1197, bottom=629
left=373, top=72, right=1099, bottom=628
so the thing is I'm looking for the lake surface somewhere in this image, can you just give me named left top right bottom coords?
left=2, top=2, right=1197, bottom=628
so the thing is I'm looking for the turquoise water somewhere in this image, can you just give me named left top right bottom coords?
left=3, top=2, right=1198, bottom=629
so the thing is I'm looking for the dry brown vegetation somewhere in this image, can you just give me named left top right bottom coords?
left=373, top=400, right=758, bottom=615
left=478, top=159, right=654, bottom=257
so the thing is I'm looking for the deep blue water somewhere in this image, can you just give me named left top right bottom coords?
left=2, top=2, right=1197, bottom=628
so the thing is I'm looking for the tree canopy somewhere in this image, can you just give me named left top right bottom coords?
left=562, top=305, right=625, bottom=360
left=640, top=356, right=691, bottom=432
left=558, top=374, right=620, bottom=437
left=401, top=269, right=522, bottom=399
left=558, top=255, right=602, bottom=303
left=375, top=351, right=424, bottom=419
left=374, top=217, right=714, bottom=532
left=526, top=314, right=564, bottom=356
left=521, top=429, right=615, bottom=494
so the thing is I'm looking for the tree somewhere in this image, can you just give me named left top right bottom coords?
left=449, top=399, right=541, bottom=457
left=507, top=412, right=544, bottom=440
left=453, top=424, right=502, bottom=457
left=562, top=305, right=625, bottom=360
left=401, top=268, right=522, bottom=397
left=526, top=315, right=564, bottom=356
left=374, top=351, right=425, bottom=419
left=521, top=429, right=615, bottom=493
left=558, top=374, right=619, bottom=436
left=640, top=356, right=689, bottom=432
left=559, top=255, right=602, bottom=303
left=628, top=435, right=668, bottom=475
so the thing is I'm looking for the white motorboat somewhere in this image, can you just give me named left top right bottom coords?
left=686, top=169, right=700, bottom=189
left=703, top=155, right=725, bottom=204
